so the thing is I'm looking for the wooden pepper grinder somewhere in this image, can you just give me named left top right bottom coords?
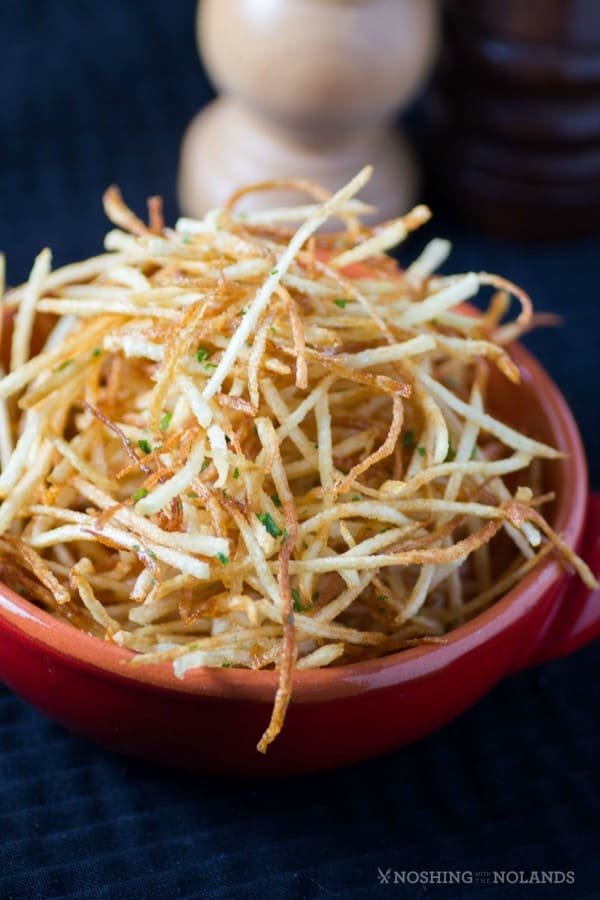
left=428, top=0, right=600, bottom=238
left=179, top=0, right=439, bottom=218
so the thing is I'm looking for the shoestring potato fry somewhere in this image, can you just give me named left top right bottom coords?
left=0, top=166, right=595, bottom=752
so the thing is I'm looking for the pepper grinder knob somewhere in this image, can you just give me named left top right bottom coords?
left=179, top=0, right=439, bottom=218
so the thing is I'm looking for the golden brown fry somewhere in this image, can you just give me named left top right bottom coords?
left=0, top=168, right=591, bottom=754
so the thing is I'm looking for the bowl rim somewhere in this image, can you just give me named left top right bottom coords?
left=0, top=338, right=588, bottom=703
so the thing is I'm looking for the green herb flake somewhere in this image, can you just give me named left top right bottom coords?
left=352, top=495, right=361, bottom=502
left=200, top=459, right=210, bottom=472
left=257, top=511, right=282, bottom=538
left=54, top=359, right=73, bottom=373
left=217, top=553, right=229, bottom=565
left=182, top=232, right=191, bottom=245
left=233, top=468, right=240, bottom=479
left=403, top=429, right=414, bottom=448
left=131, top=544, right=140, bottom=552
left=138, top=439, right=152, bottom=455
left=417, top=446, right=426, bottom=458
left=160, top=412, right=172, bottom=431
left=221, top=661, right=231, bottom=668
left=445, top=441, right=457, bottom=463
left=195, top=347, right=210, bottom=363
left=92, top=348, right=102, bottom=358
left=334, top=299, right=347, bottom=309
left=281, top=528, right=289, bottom=542
left=270, top=327, right=277, bottom=335
left=132, top=488, right=148, bottom=503
left=187, top=491, right=199, bottom=499
left=204, top=362, right=218, bottom=370
left=270, top=268, right=279, bottom=276
left=147, top=549, right=157, bottom=559
left=270, top=493, right=282, bottom=508
left=376, top=594, right=388, bottom=604
left=470, top=448, right=477, bottom=460
left=291, top=589, right=312, bottom=613
left=312, top=590, right=320, bottom=602
left=245, top=341, right=253, bottom=348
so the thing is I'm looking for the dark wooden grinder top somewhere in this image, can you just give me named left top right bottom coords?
left=428, top=0, right=600, bottom=237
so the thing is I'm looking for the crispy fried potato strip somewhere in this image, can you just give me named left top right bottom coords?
left=0, top=167, right=594, bottom=752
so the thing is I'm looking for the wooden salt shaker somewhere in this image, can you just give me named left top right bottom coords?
left=179, top=0, right=439, bottom=219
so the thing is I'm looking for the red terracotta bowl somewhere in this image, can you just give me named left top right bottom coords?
left=0, top=340, right=598, bottom=776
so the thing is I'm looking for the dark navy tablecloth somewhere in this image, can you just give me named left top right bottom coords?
left=0, top=3, right=598, bottom=898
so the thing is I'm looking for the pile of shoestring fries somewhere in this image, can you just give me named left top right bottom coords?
left=0, top=166, right=595, bottom=751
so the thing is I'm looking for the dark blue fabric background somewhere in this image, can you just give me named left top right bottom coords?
left=0, top=2, right=598, bottom=898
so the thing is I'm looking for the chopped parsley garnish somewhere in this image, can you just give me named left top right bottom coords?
left=147, top=549, right=157, bottom=559
left=334, top=299, right=347, bottom=309
left=257, top=511, right=282, bottom=538
left=233, top=468, right=240, bottom=479
left=270, top=268, right=279, bottom=276
left=417, top=446, right=426, bottom=457
left=195, top=347, right=210, bottom=363
left=160, top=412, right=172, bottom=431
left=200, top=459, right=210, bottom=472
left=92, top=348, right=102, bottom=358
left=132, top=488, right=148, bottom=503
left=403, top=429, right=414, bottom=448
left=138, top=439, right=152, bottom=455
left=221, top=661, right=231, bottom=668
left=270, top=493, right=282, bottom=508
left=217, top=553, right=229, bottom=565
left=54, top=359, right=73, bottom=372
left=445, top=441, right=457, bottom=463
left=131, top=544, right=140, bottom=552
left=204, top=362, right=218, bottom=370
left=187, top=491, right=199, bottom=499
left=291, top=589, right=312, bottom=613
left=352, top=495, right=361, bottom=502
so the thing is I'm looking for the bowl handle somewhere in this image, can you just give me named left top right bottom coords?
left=515, top=492, right=600, bottom=671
